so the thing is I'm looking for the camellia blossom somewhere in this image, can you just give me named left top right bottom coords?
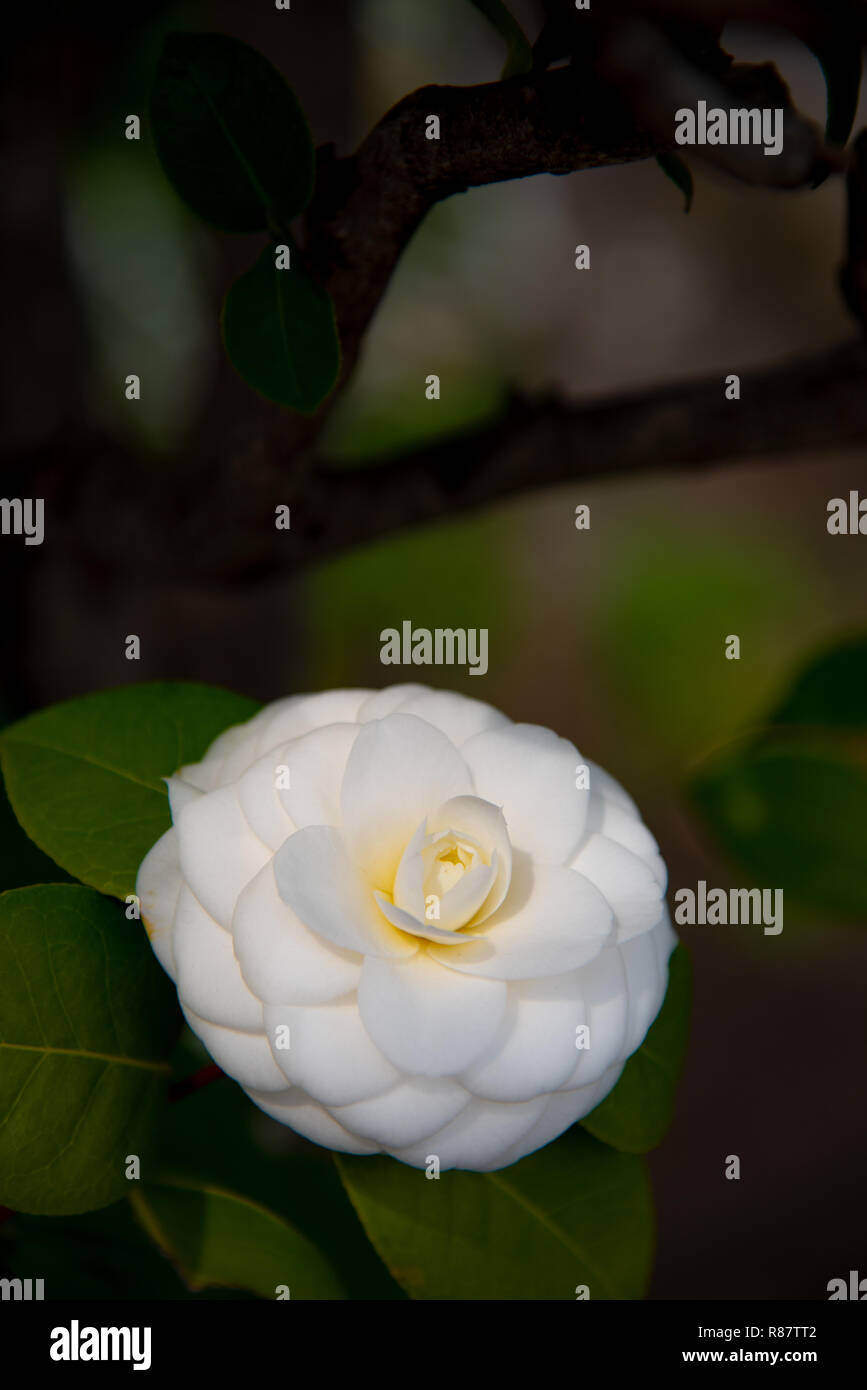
left=137, top=686, right=676, bottom=1171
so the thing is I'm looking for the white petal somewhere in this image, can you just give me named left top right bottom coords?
left=374, top=892, right=472, bottom=946
left=462, top=723, right=589, bottom=863
left=358, top=685, right=429, bottom=721
left=330, top=1078, right=470, bottom=1148
left=357, top=953, right=507, bottom=1076
left=180, top=720, right=256, bottom=791
left=390, top=1094, right=548, bottom=1171
left=396, top=690, right=510, bottom=746
left=588, top=795, right=665, bottom=888
left=278, top=723, right=359, bottom=829
left=561, top=947, right=629, bottom=1088
left=253, top=689, right=371, bottom=755
left=274, top=826, right=416, bottom=958
left=621, top=927, right=665, bottom=1056
left=236, top=746, right=298, bottom=851
left=492, top=1065, right=625, bottom=1168
left=173, top=886, right=263, bottom=1032
left=233, top=862, right=361, bottom=1006
left=176, top=785, right=271, bottom=929
left=431, top=855, right=612, bottom=981
left=182, top=1006, right=286, bottom=1092
left=166, top=776, right=204, bottom=818
left=586, top=761, right=638, bottom=814
left=570, top=833, right=664, bottom=942
left=340, top=714, right=472, bottom=892
left=463, top=973, right=588, bottom=1102
left=427, top=795, right=512, bottom=920
left=247, top=1086, right=380, bottom=1155
left=263, top=999, right=401, bottom=1106
left=136, top=828, right=182, bottom=977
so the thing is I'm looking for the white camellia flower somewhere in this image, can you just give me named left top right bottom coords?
left=137, top=686, right=676, bottom=1171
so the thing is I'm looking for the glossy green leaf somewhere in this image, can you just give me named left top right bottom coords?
left=656, top=153, right=694, bottom=212
left=772, top=634, right=867, bottom=729
left=336, top=1128, right=653, bottom=1300
left=0, top=885, right=180, bottom=1215
left=468, top=0, right=533, bottom=78
left=0, top=683, right=259, bottom=899
left=692, top=730, right=867, bottom=920
left=130, top=1181, right=345, bottom=1299
left=581, top=945, right=691, bottom=1153
left=0, top=772, right=72, bottom=892
left=221, top=245, right=340, bottom=412
left=151, top=31, right=314, bottom=231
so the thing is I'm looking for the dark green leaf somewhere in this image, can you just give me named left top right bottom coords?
left=0, top=885, right=180, bottom=1215
left=581, top=945, right=691, bottom=1153
left=0, top=683, right=258, bottom=899
left=336, top=1128, right=653, bottom=1300
left=656, top=153, right=694, bottom=212
left=156, top=1046, right=405, bottom=1299
left=0, top=771, right=72, bottom=892
left=151, top=32, right=314, bottom=231
left=692, top=730, right=867, bottom=920
left=468, top=0, right=533, bottom=78
left=772, top=634, right=867, bottom=729
left=221, top=244, right=340, bottom=412
left=130, top=1181, right=345, bottom=1299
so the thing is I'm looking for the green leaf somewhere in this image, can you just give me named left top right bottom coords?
left=156, top=1046, right=404, bottom=1299
left=151, top=32, right=315, bottom=232
left=468, top=0, right=533, bottom=78
left=0, top=771, right=72, bottom=892
left=581, top=945, right=691, bottom=1153
left=130, top=1181, right=345, bottom=1299
left=0, top=683, right=259, bottom=899
left=656, top=153, right=694, bottom=212
left=691, top=729, right=867, bottom=920
left=771, top=634, right=867, bottom=729
left=0, top=885, right=180, bottom=1215
left=221, top=244, right=340, bottom=412
left=336, top=1128, right=653, bottom=1300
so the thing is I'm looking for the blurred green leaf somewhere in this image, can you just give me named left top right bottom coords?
left=151, top=31, right=314, bottom=232
left=221, top=245, right=340, bottom=412
left=0, top=885, right=180, bottom=1215
left=336, top=1128, right=653, bottom=1299
left=656, top=153, right=694, bottom=212
left=692, top=729, right=867, bottom=920
left=602, top=535, right=816, bottom=771
left=0, top=683, right=258, bottom=899
left=130, top=1180, right=345, bottom=1299
left=772, top=633, right=867, bottom=728
left=468, top=0, right=533, bottom=78
left=582, top=945, right=691, bottom=1153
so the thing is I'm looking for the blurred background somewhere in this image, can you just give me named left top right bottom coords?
left=2, top=0, right=866, bottom=1299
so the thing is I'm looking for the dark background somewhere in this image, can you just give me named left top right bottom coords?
left=2, top=0, right=866, bottom=1299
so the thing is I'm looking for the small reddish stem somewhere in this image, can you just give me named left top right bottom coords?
left=0, top=1206, right=15, bottom=1228
left=168, top=1063, right=224, bottom=1104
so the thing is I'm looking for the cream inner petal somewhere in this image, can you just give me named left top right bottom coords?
left=382, top=798, right=513, bottom=943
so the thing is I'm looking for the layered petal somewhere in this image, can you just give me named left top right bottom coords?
left=274, top=825, right=416, bottom=959
left=462, top=723, right=589, bottom=863
left=173, top=885, right=262, bottom=1032
left=570, top=833, right=664, bottom=942
left=330, top=1077, right=470, bottom=1148
left=136, top=827, right=182, bottom=976
left=341, top=714, right=472, bottom=890
left=176, top=785, right=271, bottom=929
left=264, top=998, right=401, bottom=1106
left=358, top=952, right=508, bottom=1076
left=431, top=855, right=612, bottom=980
left=233, top=862, right=362, bottom=1006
